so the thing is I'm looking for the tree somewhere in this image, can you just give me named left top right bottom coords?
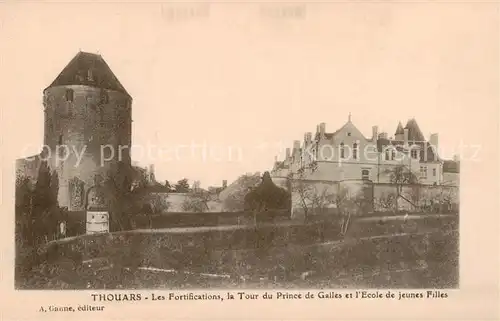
left=376, top=192, right=397, bottom=212
left=164, top=180, right=173, bottom=192
left=140, top=193, right=170, bottom=228
left=434, top=186, right=457, bottom=213
left=32, top=161, right=60, bottom=244
left=289, top=165, right=335, bottom=220
left=336, top=185, right=371, bottom=236
left=102, top=161, right=135, bottom=231
left=15, top=175, right=34, bottom=246
left=288, top=165, right=366, bottom=236
left=220, top=173, right=262, bottom=212
left=174, top=178, right=190, bottom=193
left=384, top=165, right=419, bottom=212
left=243, top=172, right=291, bottom=225
left=245, top=172, right=290, bottom=210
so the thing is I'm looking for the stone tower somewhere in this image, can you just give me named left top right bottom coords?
left=43, top=51, right=132, bottom=211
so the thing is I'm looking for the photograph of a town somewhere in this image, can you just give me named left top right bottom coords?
left=13, top=3, right=461, bottom=290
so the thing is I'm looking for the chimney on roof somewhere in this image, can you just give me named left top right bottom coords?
left=430, top=133, right=439, bottom=151
left=293, top=140, right=301, bottom=150
left=319, top=123, right=326, bottom=137
left=404, top=128, right=409, bottom=146
left=372, top=126, right=379, bottom=141
left=379, top=132, right=388, bottom=139
left=285, top=148, right=291, bottom=159
left=222, top=180, right=227, bottom=188
left=305, top=132, right=312, bottom=143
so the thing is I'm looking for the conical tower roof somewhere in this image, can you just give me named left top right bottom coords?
left=45, top=51, right=130, bottom=97
left=395, top=121, right=404, bottom=135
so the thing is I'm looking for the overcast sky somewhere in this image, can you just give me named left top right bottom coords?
left=1, top=2, right=497, bottom=187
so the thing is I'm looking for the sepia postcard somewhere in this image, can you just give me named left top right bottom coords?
left=0, top=1, right=499, bottom=320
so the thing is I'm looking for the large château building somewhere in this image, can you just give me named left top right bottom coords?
left=271, top=115, right=460, bottom=187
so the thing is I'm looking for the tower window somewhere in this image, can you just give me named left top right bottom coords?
left=65, top=89, right=74, bottom=102
left=100, top=90, right=109, bottom=104
left=58, top=134, right=63, bottom=145
left=340, top=143, right=345, bottom=159
left=353, top=143, right=358, bottom=160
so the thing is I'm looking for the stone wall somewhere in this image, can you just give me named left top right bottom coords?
left=284, top=177, right=459, bottom=219
left=43, top=85, right=132, bottom=210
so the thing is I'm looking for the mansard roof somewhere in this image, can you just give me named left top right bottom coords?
left=45, top=51, right=131, bottom=97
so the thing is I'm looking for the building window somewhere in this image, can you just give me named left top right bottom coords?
left=420, top=166, right=427, bottom=178
left=340, top=143, right=345, bottom=159
left=385, top=148, right=396, bottom=160
left=353, top=143, right=358, bottom=159
left=411, top=149, right=418, bottom=159
left=361, top=169, right=370, bottom=180
left=65, top=89, right=74, bottom=102
left=432, top=168, right=437, bottom=177
left=87, top=69, right=93, bottom=81
left=347, top=132, right=351, bottom=136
